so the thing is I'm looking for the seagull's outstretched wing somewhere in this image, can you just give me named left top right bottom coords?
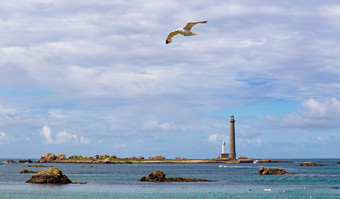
left=183, top=21, right=208, bottom=30
left=166, top=31, right=180, bottom=44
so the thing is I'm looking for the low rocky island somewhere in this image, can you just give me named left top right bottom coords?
left=298, top=162, right=328, bottom=166
left=26, top=168, right=72, bottom=184
left=21, top=170, right=39, bottom=174
left=30, top=153, right=291, bottom=165
left=23, top=165, right=54, bottom=168
left=258, top=166, right=295, bottom=175
left=139, top=170, right=210, bottom=182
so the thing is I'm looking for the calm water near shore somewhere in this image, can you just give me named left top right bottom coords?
left=0, top=158, right=339, bottom=198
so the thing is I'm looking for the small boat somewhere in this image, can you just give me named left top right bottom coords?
left=253, top=160, right=259, bottom=164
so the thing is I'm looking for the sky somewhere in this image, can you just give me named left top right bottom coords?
left=0, top=0, right=339, bottom=159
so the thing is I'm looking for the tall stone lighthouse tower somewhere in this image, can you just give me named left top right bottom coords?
left=229, top=115, right=236, bottom=159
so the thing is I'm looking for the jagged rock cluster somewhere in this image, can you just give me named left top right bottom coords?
left=148, top=156, right=165, bottom=160
left=258, top=166, right=295, bottom=175
left=139, top=170, right=210, bottom=182
left=26, top=168, right=72, bottom=184
left=298, top=162, right=328, bottom=166
left=35, top=153, right=66, bottom=163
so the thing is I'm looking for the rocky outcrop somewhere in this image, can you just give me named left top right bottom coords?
left=5, top=159, right=17, bottom=163
left=139, top=170, right=210, bottom=182
left=298, top=162, right=328, bottom=166
left=26, top=168, right=72, bottom=184
left=100, top=154, right=109, bottom=159
left=19, top=159, right=33, bottom=163
left=21, top=170, right=38, bottom=173
left=239, top=156, right=247, bottom=159
left=148, top=156, right=165, bottom=160
left=258, top=166, right=295, bottom=175
left=124, top=156, right=145, bottom=160
left=35, top=153, right=66, bottom=163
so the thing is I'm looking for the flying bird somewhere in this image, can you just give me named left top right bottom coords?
left=165, top=21, right=207, bottom=44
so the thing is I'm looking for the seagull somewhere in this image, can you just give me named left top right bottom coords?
left=165, top=21, right=207, bottom=44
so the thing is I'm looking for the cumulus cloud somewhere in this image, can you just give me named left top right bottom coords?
left=268, top=97, right=340, bottom=129
left=144, top=120, right=178, bottom=131
left=0, top=132, right=15, bottom=144
left=208, top=133, right=225, bottom=143
left=40, top=125, right=89, bottom=144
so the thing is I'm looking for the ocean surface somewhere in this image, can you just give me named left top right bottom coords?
left=0, top=158, right=339, bottom=199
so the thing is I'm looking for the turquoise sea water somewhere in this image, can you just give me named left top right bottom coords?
left=0, top=159, right=339, bottom=199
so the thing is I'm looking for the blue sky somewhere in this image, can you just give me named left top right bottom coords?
left=0, top=0, right=339, bottom=159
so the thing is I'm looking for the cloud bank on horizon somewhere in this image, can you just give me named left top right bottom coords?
left=0, top=0, right=339, bottom=158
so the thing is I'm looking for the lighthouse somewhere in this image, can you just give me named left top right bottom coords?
left=229, top=115, right=236, bottom=159
left=222, top=141, right=225, bottom=154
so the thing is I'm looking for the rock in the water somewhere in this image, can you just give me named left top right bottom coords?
left=5, top=159, right=17, bottom=163
left=258, top=166, right=295, bottom=175
left=139, top=170, right=210, bottom=182
left=21, top=170, right=39, bottom=173
left=23, top=165, right=53, bottom=168
left=26, top=168, right=72, bottom=184
left=298, top=162, right=328, bottom=166
left=19, top=159, right=33, bottom=163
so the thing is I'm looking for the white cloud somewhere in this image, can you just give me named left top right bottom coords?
left=144, top=120, right=178, bottom=131
left=301, top=97, right=340, bottom=118
left=40, top=126, right=53, bottom=144
left=0, top=132, right=15, bottom=144
left=208, top=133, right=225, bottom=143
left=237, top=138, right=262, bottom=147
left=40, top=125, right=90, bottom=144
left=312, top=136, right=325, bottom=144
left=268, top=98, right=340, bottom=129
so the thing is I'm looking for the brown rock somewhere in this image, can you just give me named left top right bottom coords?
left=298, top=162, right=328, bottom=166
left=148, top=156, right=166, bottom=160
left=21, top=170, right=39, bottom=173
left=100, top=155, right=109, bottom=159
left=258, top=166, right=295, bottom=175
left=68, top=155, right=79, bottom=159
left=139, top=170, right=210, bottom=182
left=239, top=156, right=247, bottom=159
left=5, top=159, right=17, bottom=163
left=23, top=165, right=53, bottom=168
left=56, top=153, right=66, bottom=160
left=26, top=168, right=72, bottom=184
left=19, top=159, right=33, bottom=163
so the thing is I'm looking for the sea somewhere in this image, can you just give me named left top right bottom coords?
left=0, top=158, right=339, bottom=199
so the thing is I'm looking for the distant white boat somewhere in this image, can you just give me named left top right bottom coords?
left=219, top=165, right=228, bottom=168
left=253, top=160, right=259, bottom=164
